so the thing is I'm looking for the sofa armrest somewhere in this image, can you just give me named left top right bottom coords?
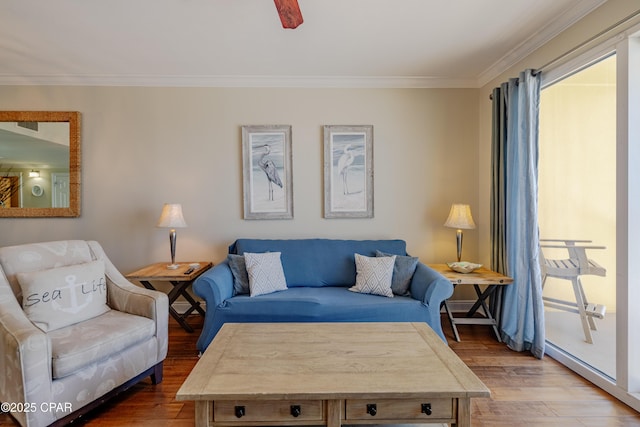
left=0, top=283, right=56, bottom=427
left=410, top=263, right=454, bottom=305
left=192, top=261, right=234, bottom=353
left=409, top=263, right=454, bottom=342
left=192, top=261, right=234, bottom=307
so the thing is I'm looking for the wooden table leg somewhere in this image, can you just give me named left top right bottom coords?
left=166, top=281, right=197, bottom=332
left=171, top=280, right=206, bottom=316
left=141, top=280, right=196, bottom=333
left=454, top=398, right=471, bottom=427
left=443, top=300, right=461, bottom=342
left=326, top=399, right=341, bottom=427
left=194, top=401, right=210, bottom=427
left=467, top=284, right=502, bottom=342
left=466, top=284, right=497, bottom=317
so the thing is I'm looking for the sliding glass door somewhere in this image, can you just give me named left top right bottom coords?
left=537, top=27, right=640, bottom=410
left=539, top=54, right=617, bottom=379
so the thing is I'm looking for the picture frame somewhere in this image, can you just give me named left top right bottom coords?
left=323, top=125, right=373, bottom=218
left=242, top=125, right=293, bottom=220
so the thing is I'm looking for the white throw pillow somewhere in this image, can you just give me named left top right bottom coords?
left=349, top=253, right=396, bottom=298
left=16, top=260, right=110, bottom=332
left=244, top=252, right=288, bottom=297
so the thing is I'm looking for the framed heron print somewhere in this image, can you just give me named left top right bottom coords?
left=323, top=125, right=373, bottom=218
left=242, top=125, right=293, bottom=220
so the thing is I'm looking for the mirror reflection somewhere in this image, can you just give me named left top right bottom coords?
left=0, top=111, right=80, bottom=217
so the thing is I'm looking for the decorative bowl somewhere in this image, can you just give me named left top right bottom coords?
left=447, top=262, right=482, bottom=274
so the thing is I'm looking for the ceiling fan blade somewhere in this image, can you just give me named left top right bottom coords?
left=273, top=0, right=303, bottom=29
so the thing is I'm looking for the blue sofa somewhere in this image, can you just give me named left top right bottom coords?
left=193, top=238, right=454, bottom=352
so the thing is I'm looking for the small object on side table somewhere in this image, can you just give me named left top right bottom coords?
left=430, top=263, right=513, bottom=342
left=126, top=261, right=212, bottom=332
left=447, top=261, right=482, bottom=274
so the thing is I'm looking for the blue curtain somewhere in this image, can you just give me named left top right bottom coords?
left=491, top=69, right=545, bottom=359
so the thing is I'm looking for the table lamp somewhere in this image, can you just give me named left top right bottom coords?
left=444, top=203, right=476, bottom=262
left=156, top=203, right=187, bottom=269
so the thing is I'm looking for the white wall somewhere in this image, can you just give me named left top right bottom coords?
left=0, top=86, right=479, bottom=278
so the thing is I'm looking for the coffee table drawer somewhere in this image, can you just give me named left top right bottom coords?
left=214, top=400, right=324, bottom=422
left=345, top=398, right=453, bottom=420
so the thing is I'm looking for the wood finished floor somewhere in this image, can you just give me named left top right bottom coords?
left=2, top=315, right=639, bottom=426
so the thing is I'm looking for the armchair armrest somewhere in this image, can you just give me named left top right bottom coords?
left=540, top=238, right=593, bottom=244
left=540, top=238, right=606, bottom=250
left=539, top=239, right=606, bottom=277
left=87, top=241, right=169, bottom=361
left=409, top=263, right=454, bottom=342
left=541, top=244, right=606, bottom=250
left=0, top=283, right=56, bottom=427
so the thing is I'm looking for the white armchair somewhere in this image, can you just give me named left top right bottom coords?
left=0, top=240, right=168, bottom=427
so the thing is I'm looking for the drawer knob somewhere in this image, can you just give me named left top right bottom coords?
left=234, top=405, right=245, bottom=418
left=421, top=403, right=432, bottom=415
left=366, top=403, right=377, bottom=416
left=290, top=405, right=301, bottom=417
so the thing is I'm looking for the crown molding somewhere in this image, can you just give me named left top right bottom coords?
left=476, top=0, right=607, bottom=88
left=0, top=74, right=478, bottom=89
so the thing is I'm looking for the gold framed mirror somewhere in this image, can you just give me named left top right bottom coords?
left=0, top=111, right=81, bottom=217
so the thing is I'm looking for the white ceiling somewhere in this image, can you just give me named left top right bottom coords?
left=0, top=0, right=606, bottom=88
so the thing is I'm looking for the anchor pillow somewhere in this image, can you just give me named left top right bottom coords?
left=16, top=260, right=110, bottom=332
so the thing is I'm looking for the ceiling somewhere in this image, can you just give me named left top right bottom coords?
left=0, top=0, right=606, bottom=88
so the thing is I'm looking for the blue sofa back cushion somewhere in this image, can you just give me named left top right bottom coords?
left=229, top=239, right=407, bottom=288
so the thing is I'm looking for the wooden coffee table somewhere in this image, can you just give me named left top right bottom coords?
left=176, top=322, right=489, bottom=427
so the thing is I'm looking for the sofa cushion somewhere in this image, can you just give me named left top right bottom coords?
left=230, top=239, right=407, bottom=287
left=48, top=310, right=156, bottom=379
left=244, top=252, right=288, bottom=297
left=217, top=287, right=430, bottom=323
left=228, top=254, right=250, bottom=295
left=376, top=250, right=419, bottom=296
left=349, top=254, right=395, bottom=297
left=16, top=260, right=110, bottom=332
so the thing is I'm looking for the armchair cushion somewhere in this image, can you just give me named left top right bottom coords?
left=49, top=310, right=155, bottom=379
left=16, top=260, right=110, bottom=332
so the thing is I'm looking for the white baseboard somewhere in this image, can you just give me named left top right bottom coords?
left=442, top=300, right=476, bottom=313
left=173, top=301, right=207, bottom=313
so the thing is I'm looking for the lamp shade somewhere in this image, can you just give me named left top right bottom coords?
left=444, top=204, right=476, bottom=230
left=156, top=204, right=187, bottom=228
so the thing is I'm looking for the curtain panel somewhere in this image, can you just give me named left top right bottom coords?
left=490, top=69, right=545, bottom=359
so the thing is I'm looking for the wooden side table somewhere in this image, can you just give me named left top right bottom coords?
left=126, top=261, right=212, bottom=333
left=429, top=264, right=513, bottom=342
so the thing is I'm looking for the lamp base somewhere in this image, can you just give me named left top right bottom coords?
left=456, top=229, right=463, bottom=262
left=166, top=263, right=180, bottom=270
